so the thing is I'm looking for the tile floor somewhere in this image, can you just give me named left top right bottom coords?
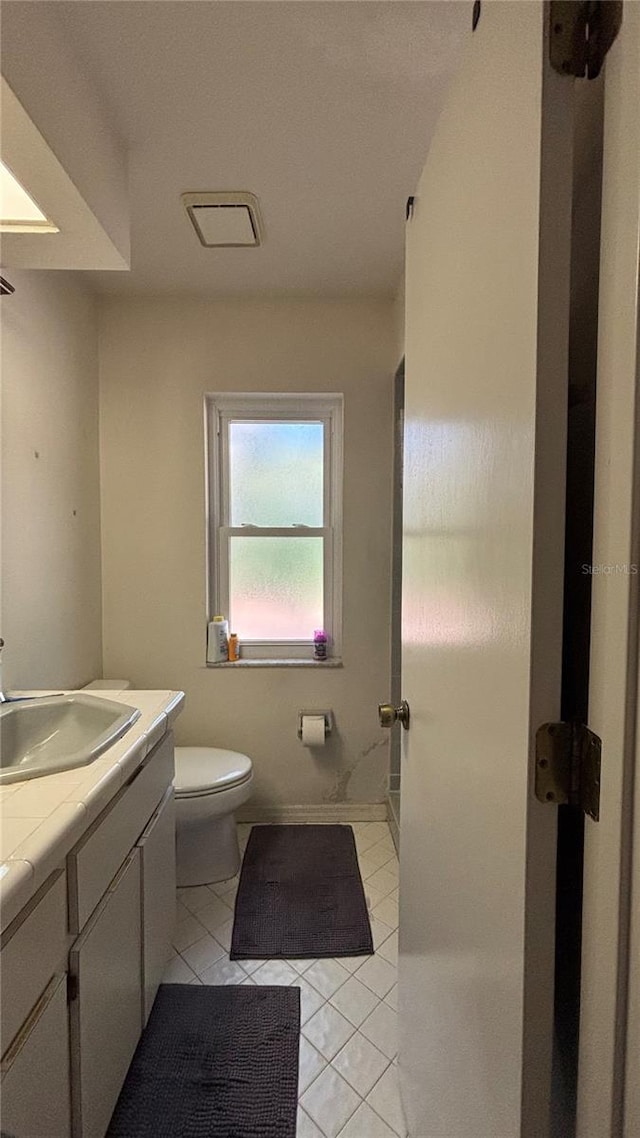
left=163, top=820, right=406, bottom=1138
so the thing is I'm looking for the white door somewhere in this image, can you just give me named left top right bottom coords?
left=577, top=5, right=640, bottom=1136
left=398, top=4, right=574, bottom=1136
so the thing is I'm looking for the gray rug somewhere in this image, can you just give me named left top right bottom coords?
left=230, top=824, right=373, bottom=959
left=107, top=984, right=300, bottom=1138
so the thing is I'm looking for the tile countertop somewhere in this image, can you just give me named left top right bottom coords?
left=0, top=688, right=185, bottom=929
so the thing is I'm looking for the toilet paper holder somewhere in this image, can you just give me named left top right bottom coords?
left=297, top=710, right=333, bottom=739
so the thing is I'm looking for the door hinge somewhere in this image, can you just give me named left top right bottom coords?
left=535, top=721, right=601, bottom=821
left=550, top=1, right=622, bottom=80
left=67, top=974, right=79, bottom=1003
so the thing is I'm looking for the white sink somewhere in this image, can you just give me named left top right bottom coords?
left=0, top=694, right=141, bottom=784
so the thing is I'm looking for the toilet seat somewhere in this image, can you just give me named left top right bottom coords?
left=174, top=746, right=252, bottom=799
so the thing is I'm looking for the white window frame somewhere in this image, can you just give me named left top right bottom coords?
left=206, top=393, right=343, bottom=660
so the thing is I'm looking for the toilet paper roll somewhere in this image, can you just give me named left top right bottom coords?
left=301, top=714, right=326, bottom=747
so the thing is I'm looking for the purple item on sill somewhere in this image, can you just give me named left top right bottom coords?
left=313, top=629, right=328, bottom=661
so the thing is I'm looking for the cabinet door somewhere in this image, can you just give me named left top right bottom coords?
left=0, top=973, right=71, bottom=1138
left=138, top=788, right=176, bottom=1023
left=69, top=850, right=142, bottom=1138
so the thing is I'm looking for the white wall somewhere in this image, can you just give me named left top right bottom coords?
left=1, top=270, right=102, bottom=688
left=99, top=297, right=396, bottom=808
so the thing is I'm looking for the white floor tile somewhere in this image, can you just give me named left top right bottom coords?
left=354, top=956, right=396, bottom=999
left=330, top=955, right=366, bottom=974
left=198, top=958, right=247, bottom=986
left=305, top=958, right=351, bottom=999
left=360, top=1004, right=398, bottom=1060
left=297, top=1107, right=325, bottom=1138
left=294, top=977, right=326, bottom=1026
left=169, top=821, right=406, bottom=1138
left=252, top=959, right=298, bottom=986
left=364, top=883, right=387, bottom=912
left=180, top=934, right=226, bottom=976
left=176, top=901, right=192, bottom=926
left=210, top=917, right=234, bottom=951
left=239, top=958, right=269, bottom=975
left=195, top=895, right=234, bottom=934
left=303, top=1003, right=356, bottom=1061
left=361, top=842, right=395, bottom=871
left=370, top=917, right=395, bottom=951
left=338, top=1101, right=397, bottom=1138
left=371, top=897, right=399, bottom=932
left=332, top=1032, right=390, bottom=1098
left=384, top=984, right=398, bottom=1012
left=300, top=1065, right=361, bottom=1138
left=377, top=931, right=398, bottom=967
left=172, top=913, right=206, bottom=953
left=357, top=853, right=378, bottom=880
left=330, top=976, right=380, bottom=1028
left=177, top=885, right=216, bottom=914
left=287, top=957, right=316, bottom=974
left=162, top=954, right=196, bottom=984
left=365, top=867, right=398, bottom=899
left=365, top=823, right=392, bottom=843
left=298, top=1036, right=327, bottom=1094
left=366, top=1064, right=407, bottom=1136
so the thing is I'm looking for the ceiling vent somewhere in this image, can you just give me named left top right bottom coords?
left=181, top=191, right=263, bottom=248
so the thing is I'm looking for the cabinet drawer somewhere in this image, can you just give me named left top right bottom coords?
left=0, top=870, right=69, bottom=1056
left=1, top=973, right=71, bottom=1138
left=68, top=731, right=174, bottom=932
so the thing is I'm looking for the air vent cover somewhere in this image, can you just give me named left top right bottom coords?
left=182, top=192, right=263, bottom=247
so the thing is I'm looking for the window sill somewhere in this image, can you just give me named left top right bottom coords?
left=205, top=658, right=343, bottom=669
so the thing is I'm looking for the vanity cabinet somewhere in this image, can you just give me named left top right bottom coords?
left=70, top=851, right=142, bottom=1138
left=138, top=787, right=176, bottom=1023
left=0, top=729, right=177, bottom=1138
left=0, top=973, right=71, bottom=1138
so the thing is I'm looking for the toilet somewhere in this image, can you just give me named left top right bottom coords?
left=83, top=682, right=253, bottom=887
left=173, top=747, right=253, bottom=886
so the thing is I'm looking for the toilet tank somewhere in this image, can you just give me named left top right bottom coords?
left=83, top=679, right=133, bottom=690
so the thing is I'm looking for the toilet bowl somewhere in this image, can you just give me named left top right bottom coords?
left=174, top=746, right=253, bottom=886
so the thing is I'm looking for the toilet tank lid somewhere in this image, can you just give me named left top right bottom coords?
left=174, top=746, right=252, bottom=795
left=83, top=679, right=133, bottom=690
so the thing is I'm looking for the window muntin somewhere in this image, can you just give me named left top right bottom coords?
left=207, top=394, right=342, bottom=659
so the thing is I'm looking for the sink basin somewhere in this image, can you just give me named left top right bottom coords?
left=0, top=694, right=141, bottom=785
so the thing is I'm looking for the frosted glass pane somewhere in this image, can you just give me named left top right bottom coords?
left=229, top=421, right=323, bottom=526
left=229, top=537, right=323, bottom=639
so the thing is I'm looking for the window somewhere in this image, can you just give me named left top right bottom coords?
left=206, top=394, right=343, bottom=660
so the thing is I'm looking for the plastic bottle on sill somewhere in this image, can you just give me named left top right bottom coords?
left=207, top=616, right=229, bottom=663
left=228, top=633, right=239, bottom=662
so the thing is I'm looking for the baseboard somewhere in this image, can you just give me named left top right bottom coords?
left=236, top=802, right=388, bottom=823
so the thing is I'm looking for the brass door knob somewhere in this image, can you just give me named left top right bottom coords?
left=378, top=700, right=410, bottom=730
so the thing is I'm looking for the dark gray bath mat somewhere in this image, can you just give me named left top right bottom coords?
left=107, top=984, right=300, bottom=1138
left=230, top=824, right=373, bottom=959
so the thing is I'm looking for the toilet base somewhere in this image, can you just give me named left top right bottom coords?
left=176, top=812, right=241, bottom=887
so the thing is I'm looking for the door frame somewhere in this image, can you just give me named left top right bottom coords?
left=577, top=3, right=640, bottom=1133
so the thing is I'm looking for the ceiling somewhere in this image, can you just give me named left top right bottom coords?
left=9, top=1, right=469, bottom=296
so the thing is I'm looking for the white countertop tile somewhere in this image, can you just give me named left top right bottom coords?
left=0, top=689, right=184, bottom=927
